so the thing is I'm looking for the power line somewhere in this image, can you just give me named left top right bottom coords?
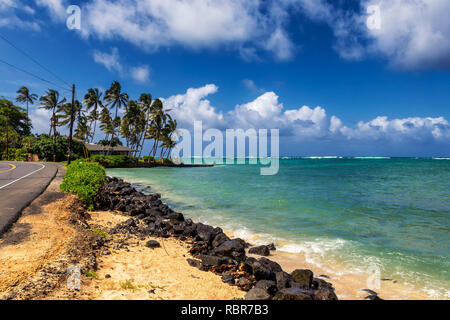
left=0, top=33, right=72, bottom=89
left=0, top=58, right=72, bottom=93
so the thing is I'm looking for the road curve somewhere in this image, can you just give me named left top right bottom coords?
left=0, top=161, right=61, bottom=236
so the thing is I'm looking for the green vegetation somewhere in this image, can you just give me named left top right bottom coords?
left=142, top=156, right=155, bottom=163
left=120, top=279, right=138, bottom=290
left=60, top=161, right=106, bottom=210
left=32, top=134, right=85, bottom=162
left=85, top=271, right=99, bottom=279
left=89, top=229, right=109, bottom=238
left=0, top=99, right=31, bottom=160
left=1, top=82, right=179, bottom=163
left=39, top=89, right=67, bottom=162
left=90, top=155, right=137, bottom=168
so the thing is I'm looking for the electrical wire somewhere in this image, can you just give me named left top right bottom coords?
left=0, top=33, right=72, bottom=89
left=0, top=58, right=72, bottom=93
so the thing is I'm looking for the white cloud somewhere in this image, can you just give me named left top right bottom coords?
left=93, top=47, right=123, bottom=73
left=92, top=48, right=151, bottom=83
left=130, top=65, right=150, bottom=84
left=29, top=107, right=52, bottom=134
left=265, top=28, right=295, bottom=61
left=78, top=0, right=300, bottom=61
left=0, top=0, right=40, bottom=30
left=335, top=116, right=450, bottom=142
left=162, top=84, right=225, bottom=129
left=361, top=0, right=450, bottom=69
left=35, top=0, right=67, bottom=21
left=3, top=0, right=449, bottom=69
left=242, top=79, right=261, bottom=92
left=163, top=84, right=450, bottom=145
left=319, top=0, right=450, bottom=70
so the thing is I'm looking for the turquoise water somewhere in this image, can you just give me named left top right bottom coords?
left=107, top=158, right=450, bottom=298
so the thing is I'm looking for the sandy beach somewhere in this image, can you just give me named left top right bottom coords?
left=80, top=210, right=246, bottom=300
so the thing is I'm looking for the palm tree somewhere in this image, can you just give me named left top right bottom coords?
left=121, top=100, right=147, bottom=156
left=16, top=86, right=37, bottom=118
left=57, top=101, right=82, bottom=127
left=136, top=93, right=152, bottom=159
left=147, top=99, right=167, bottom=158
left=74, top=112, right=90, bottom=142
left=40, top=89, right=66, bottom=162
left=84, top=88, right=103, bottom=142
left=104, top=81, right=128, bottom=154
left=99, top=107, right=113, bottom=141
left=160, top=116, right=177, bottom=159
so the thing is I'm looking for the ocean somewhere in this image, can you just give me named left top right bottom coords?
left=106, top=157, right=450, bottom=299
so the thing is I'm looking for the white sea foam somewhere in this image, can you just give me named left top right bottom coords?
left=302, top=156, right=343, bottom=159
left=432, top=157, right=450, bottom=160
left=354, top=157, right=391, bottom=159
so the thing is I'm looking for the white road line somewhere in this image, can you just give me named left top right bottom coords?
left=0, top=163, right=46, bottom=190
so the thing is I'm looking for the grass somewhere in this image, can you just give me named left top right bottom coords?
left=89, top=229, right=109, bottom=238
left=120, top=279, right=139, bottom=290
left=85, top=271, right=99, bottom=279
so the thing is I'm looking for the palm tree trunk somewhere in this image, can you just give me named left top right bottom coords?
left=136, top=129, right=146, bottom=159
left=151, top=138, right=159, bottom=158
left=138, top=110, right=151, bottom=159
left=108, top=106, right=119, bottom=156
left=92, top=120, right=97, bottom=142
left=52, top=108, right=57, bottom=162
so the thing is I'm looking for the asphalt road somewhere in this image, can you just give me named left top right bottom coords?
left=0, top=161, right=61, bottom=236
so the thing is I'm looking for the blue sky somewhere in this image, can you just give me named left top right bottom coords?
left=0, top=0, right=449, bottom=156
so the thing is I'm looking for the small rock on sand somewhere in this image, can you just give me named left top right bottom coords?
left=145, top=240, right=161, bottom=249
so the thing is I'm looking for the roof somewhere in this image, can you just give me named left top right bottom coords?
left=84, top=142, right=134, bottom=152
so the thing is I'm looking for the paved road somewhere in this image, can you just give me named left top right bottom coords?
left=0, top=161, right=61, bottom=236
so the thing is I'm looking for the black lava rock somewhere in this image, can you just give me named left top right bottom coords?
left=248, top=245, right=270, bottom=256
left=145, top=240, right=161, bottom=249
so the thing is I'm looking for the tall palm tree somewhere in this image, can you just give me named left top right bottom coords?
left=104, top=81, right=128, bottom=154
left=147, top=99, right=167, bottom=158
left=99, top=107, right=113, bottom=141
left=40, top=89, right=66, bottom=162
left=84, top=88, right=103, bottom=142
left=57, top=101, right=82, bottom=127
left=74, top=112, right=90, bottom=142
left=124, top=100, right=146, bottom=156
left=160, top=116, right=177, bottom=159
left=136, top=93, right=152, bottom=159
left=16, top=86, right=37, bottom=118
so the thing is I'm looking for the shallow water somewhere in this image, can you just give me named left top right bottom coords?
left=107, top=158, right=450, bottom=299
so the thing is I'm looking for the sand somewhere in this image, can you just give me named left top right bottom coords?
left=0, top=171, right=244, bottom=300
left=82, top=211, right=246, bottom=300
left=0, top=170, right=78, bottom=299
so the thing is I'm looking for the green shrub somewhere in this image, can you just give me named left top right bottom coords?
left=90, top=155, right=137, bottom=168
left=162, top=158, right=173, bottom=165
left=14, top=147, right=28, bottom=161
left=60, top=161, right=106, bottom=210
left=143, top=156, right=155, bottom=163
left=32, top=135, right=85, bottom=162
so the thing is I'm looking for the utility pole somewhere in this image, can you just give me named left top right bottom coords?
left=5, top=116, right=9, bottom=161
left=67, top=84, right=75, bottom=165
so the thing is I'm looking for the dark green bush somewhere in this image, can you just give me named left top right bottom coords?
left=90, top=155, right=137, bottom=168
left=162, top=158, right=173, bottom=165
left=60, top=161, right=106, bottom=210
left=32, top=135, right=85, bottom=162
left=143, top=156, right=155, bottom=163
